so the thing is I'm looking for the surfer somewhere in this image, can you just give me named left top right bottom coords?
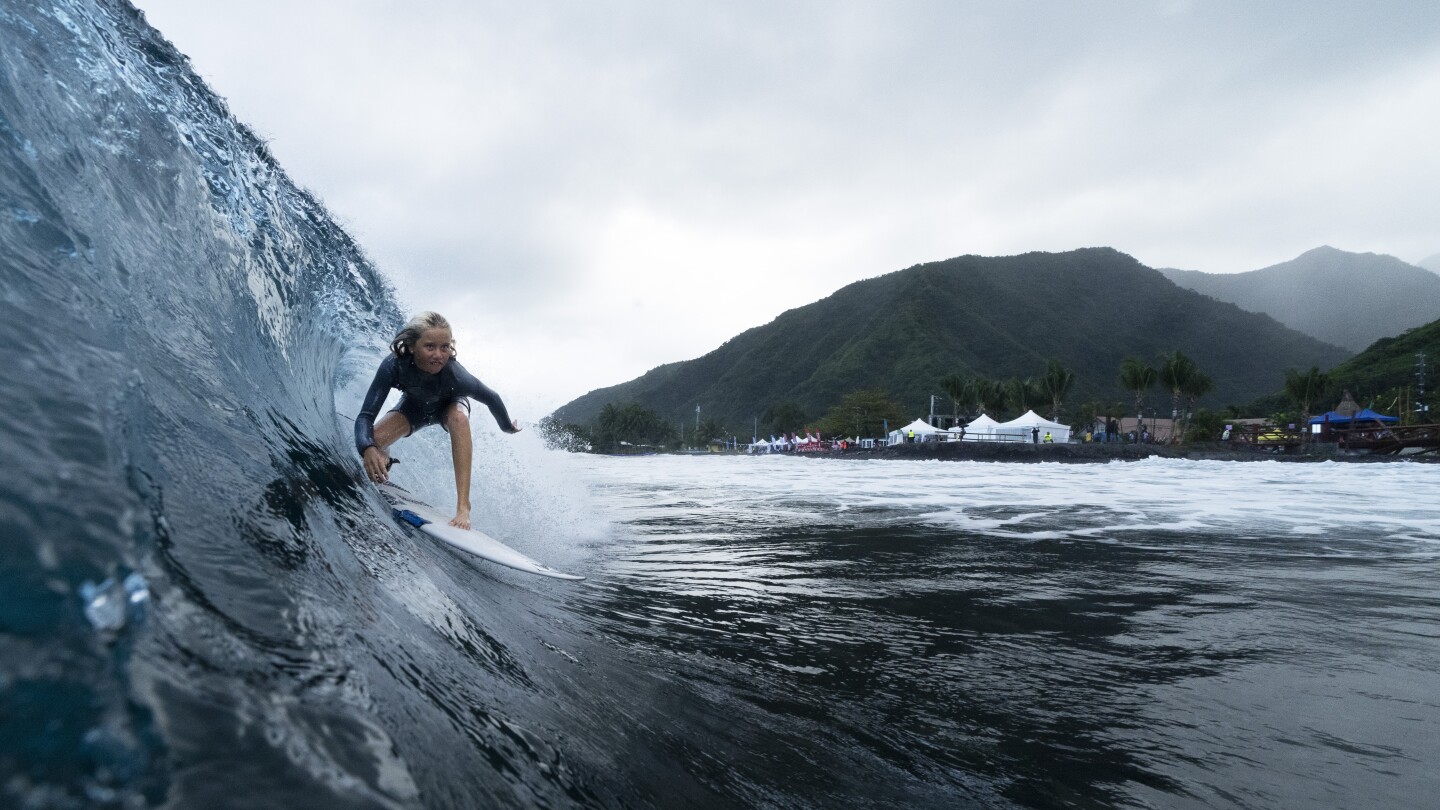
left=355, top=312, right=520, bottom=529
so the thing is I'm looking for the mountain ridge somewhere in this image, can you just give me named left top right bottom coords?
left=552, top=248, right=1350, bottom=430
left=1159, top=246, right=1440, bottom=351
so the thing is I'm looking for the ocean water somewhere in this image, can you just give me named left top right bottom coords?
left=568, top=454, right=1440, bottom=808
left=4, top=2, right=1440, bottom=808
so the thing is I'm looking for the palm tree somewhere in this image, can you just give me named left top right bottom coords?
left=1179, top=370, right=1215, bottom=441
left=939, top=373, right=971, bottom=426
left=696, top=417, right=726, bottom=448
left=1158, top=351, right=1199, bottom=421
left=1040, top=358, right=1076, bottom=422
left=617, top=405, right=641, bottom=440
left=972, top=376, right=1000, bottom=416
left=1002, top=377, right=1046, bottom=419
left=1284, top=367, right=1330, bottom=438
left=1118, top=357, right=1157, bottom=425
left=596, top=403, right=621, bottom=449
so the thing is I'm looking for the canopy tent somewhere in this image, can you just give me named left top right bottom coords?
left=748, top=436, right=786, bottom=453
left=1309, top=408, right=1398, bottom=425
left=994, top=410, right=1073, bottom=443
left=952, top=413, right=1001, bottom=439
left=887, top=418, right=942, bottom=445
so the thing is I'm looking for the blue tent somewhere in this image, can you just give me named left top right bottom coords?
left=1309, top=408, right=1399, bottom=425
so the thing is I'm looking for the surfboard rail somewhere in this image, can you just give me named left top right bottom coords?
left=375, top=482, right=584, bottom=581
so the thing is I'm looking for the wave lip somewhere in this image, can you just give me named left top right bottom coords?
left=2, top=1, right=412, bottom=806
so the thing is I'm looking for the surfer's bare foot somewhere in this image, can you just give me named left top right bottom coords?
left=449, top=508, right=471, bottom=530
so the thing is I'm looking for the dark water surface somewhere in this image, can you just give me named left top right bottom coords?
left=4, top=2, right=1440, bottom=808
left=566, top=456, right=1440, bottom=809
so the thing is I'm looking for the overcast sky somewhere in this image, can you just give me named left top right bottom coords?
left=134, top=0, right=1440, bottom=414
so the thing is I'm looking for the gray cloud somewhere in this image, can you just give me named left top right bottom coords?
left=137, top=0, right=1440, bottom=408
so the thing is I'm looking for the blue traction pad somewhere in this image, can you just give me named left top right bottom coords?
left=393, top=508, right=430, bottom=528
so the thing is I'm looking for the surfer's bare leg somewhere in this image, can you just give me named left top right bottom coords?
left=444, top=403, right=473, bottom=529
left=363, top=411, right=411, bottom=483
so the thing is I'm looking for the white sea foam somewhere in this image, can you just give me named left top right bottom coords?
left=569, top=454, right=1440, bottom=552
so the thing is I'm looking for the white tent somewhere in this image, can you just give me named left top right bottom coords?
left=995, top=410, right=1072, bottom=443
left=951, top=413, right=1001, bottom=440
left=748, top=437, right=784, bottom=453
left=887, top=418, right=942, bottom=445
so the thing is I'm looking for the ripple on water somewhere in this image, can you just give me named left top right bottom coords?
left=564, top=454, right=1440, bottom=807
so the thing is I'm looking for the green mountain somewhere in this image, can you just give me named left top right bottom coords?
left=551, top=248, right=1351, bottom=430
left=1325, top=318, right=1440, bottom=411
left=1159, top=246, right=1440, bottom=351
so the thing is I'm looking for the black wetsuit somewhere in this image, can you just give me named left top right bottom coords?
left=354, top=354, right=518, bottom=456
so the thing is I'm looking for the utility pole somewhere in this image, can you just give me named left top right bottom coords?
left=695, top=403, right=701, bottom=431
left=1418, top=353, right=1429, bottom=419
left=929, top=394, right=937, bottom=427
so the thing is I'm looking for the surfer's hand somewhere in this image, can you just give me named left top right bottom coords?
left=363, top=446, right=389, bottom=483
left=448, top=507, right=471, bottom=530
left=510, top=419, right=522, bottom=433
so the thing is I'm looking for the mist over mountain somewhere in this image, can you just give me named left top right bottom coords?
left=1159, top=246, right=1440, bottom=351
left=1418, top=253, right=1440, bottom=275
left=551, top=249, right=1349, bottom=430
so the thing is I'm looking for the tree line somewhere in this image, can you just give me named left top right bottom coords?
left=540, top=353, right=1358, bottom=453
left=539, top=401, right=736, bottom=453
left=935, top=358, right=1076, bottom=425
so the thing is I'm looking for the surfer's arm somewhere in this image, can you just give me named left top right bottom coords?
left=450, top=361, right=521, bottom=433
left=355, top=354, right=399, bottom=454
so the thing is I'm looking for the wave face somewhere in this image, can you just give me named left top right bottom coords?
left=0, top=2, right=529, bottom=806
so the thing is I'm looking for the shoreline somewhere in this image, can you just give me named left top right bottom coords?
left=715, top=442, right=1439, bottom=464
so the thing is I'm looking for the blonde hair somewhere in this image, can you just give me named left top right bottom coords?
left=389, top=311, right=456, bottom=357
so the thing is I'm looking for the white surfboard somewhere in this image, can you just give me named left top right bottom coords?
left=376, top=481, right=584, bottom=581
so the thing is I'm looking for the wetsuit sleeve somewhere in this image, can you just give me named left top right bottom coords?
left=355, top=354, right=398, bottom=455
left=450, top=361, right=520, bottom=433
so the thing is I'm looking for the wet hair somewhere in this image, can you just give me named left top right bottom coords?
left=389, top=311, right=457, bottom=358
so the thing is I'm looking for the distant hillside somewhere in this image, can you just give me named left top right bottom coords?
left=1325, top=318, right=1440, bottom=410
left=1418, top=253, right=1440, bottom=274
left=1159, top=246, right=1440, bottom=351
left=552, top=249, right=1349, bottom=429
